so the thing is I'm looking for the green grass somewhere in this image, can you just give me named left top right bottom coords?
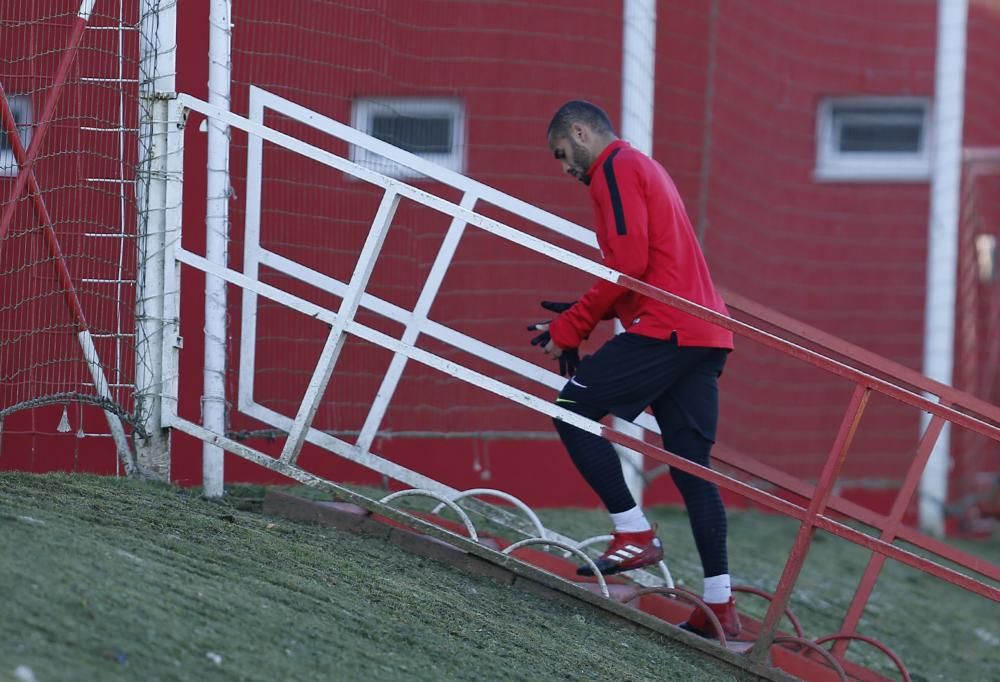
left=1, top=473, right=758, bottom=682
left=221, top=482, right=1000, bottom=681
left=3, top=474, right=997, bottom=682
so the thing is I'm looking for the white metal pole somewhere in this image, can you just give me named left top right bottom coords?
left=135, top=0, right=178, bottom=480
left=203, top=0, right=232, bottom=498
left=919, top=0, right=968, bottom=537
left=618, top=0, right=657, bottom=507
left=622, top=0, right=656, bottom=156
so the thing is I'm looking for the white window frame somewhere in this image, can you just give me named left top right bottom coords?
left=350, top=97, right=465, bottom=179
left=815, top=96, right=932, bottom=182
left=1, top=95, right=33, bottom=177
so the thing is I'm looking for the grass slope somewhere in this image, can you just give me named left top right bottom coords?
left=534, top=506, right=1000, bottom=682
left=279, top=482, right=1000, bottom=681
left=1, top=474, right=753, bottom=682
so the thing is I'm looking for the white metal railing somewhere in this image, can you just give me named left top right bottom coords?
left=167, top=88, right=709, bottom=589
left=238, top=87, right=669, bottom=443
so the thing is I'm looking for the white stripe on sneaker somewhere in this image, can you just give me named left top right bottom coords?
left=624, top=544, right=643, bottom=553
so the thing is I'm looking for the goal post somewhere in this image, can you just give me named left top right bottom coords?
left=134, top=0, right=180, bottom=481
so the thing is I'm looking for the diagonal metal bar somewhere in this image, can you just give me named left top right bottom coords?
left=748, top=385, right=871, bottom=661
left=598, top=426, right=1000, bottom=601
left=355, top=191, right=478, bottom=454
left=278, top=189, right=401, bottom=464
left=833, top=414, right=947, bottom=657
left=0, top=0, right=97, bottom=247
left=722, top=289, right=1000, bottom=427
left=709, top=443, right=1000, bottom=583
left=0, top=86, right=88, bottom=328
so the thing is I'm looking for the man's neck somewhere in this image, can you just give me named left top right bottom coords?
left=585, top=136, right=623, bottom=178
left=591, top=135, right=619, bottom=159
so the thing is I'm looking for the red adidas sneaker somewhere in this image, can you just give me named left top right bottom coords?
left=679, top=596, right=742, bottom=639
left=576, top=527, right=663, bottom=576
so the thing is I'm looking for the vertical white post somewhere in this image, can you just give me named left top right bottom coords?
left=160, top=98, right=185, bottom=431
left=919, top=0, right=968, bottom=537
left=622, top=0, right=656, bottom=157
left=135, top=0, right=178, bottom=480
left=203, top=0, right=232, bottom=498
left=618, top=0, right=657, bottom=506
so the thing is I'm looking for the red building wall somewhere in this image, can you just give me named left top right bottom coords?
left=689, top=0, right=937, bottom=494
left=166, top=0, right=630, bottom=502
left=3, top=1, right=996, bottom=517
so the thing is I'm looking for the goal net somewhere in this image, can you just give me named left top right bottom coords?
left=0, top=1, right=140, bottom=471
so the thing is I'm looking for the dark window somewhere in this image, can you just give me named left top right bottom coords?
left=370, top=115, right=452, bottom=155
left=1, top=96, right=32, bottom=176
left=352, top=98, right=465, bottom=177
left=835, top=106, right=924, bottom=154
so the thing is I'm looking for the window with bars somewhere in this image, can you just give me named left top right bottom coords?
left=815, top=97, right=931, bottom=182
left=1, top=95, right=32, bottom=177
left=351, top=98, right=465, bottom=179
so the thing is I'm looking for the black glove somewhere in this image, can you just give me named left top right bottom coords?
left=527, top=300, right=576, bottom=333
left=540, top=300, right=575, bottom=314
left=529, top=328, right=581, bottom=378
left=557, top=347, right=581, bottom=378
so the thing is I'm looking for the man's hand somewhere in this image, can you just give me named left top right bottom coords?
left=528, top=322, right=580, bottom=377
left=528, top=322, right=561, bottom=357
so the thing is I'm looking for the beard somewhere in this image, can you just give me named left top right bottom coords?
left=568, top=137, right=593, bottom=185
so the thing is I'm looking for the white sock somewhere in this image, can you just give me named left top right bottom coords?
left=703, top=573, right=732, bottom=604
left=609, top=506, right=652, bottom=533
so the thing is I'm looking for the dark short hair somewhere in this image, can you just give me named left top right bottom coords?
left=547, top=100, right=615, bottom=140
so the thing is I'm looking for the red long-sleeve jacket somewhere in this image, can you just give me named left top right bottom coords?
left=549, top=140, right=734, bottom=351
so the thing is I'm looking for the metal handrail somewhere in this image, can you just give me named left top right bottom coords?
left=172, top=90, right=1000, bottom=670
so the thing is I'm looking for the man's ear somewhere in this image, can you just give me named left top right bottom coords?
left=570, top=121, right=589, bottom=143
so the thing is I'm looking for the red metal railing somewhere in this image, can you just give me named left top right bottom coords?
left=723, top=287, right=1000, bottom=425
left=595, top=273, right=1000, bottom=666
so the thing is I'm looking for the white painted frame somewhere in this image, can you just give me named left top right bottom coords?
left=814, top=96, right=932, bottom=182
